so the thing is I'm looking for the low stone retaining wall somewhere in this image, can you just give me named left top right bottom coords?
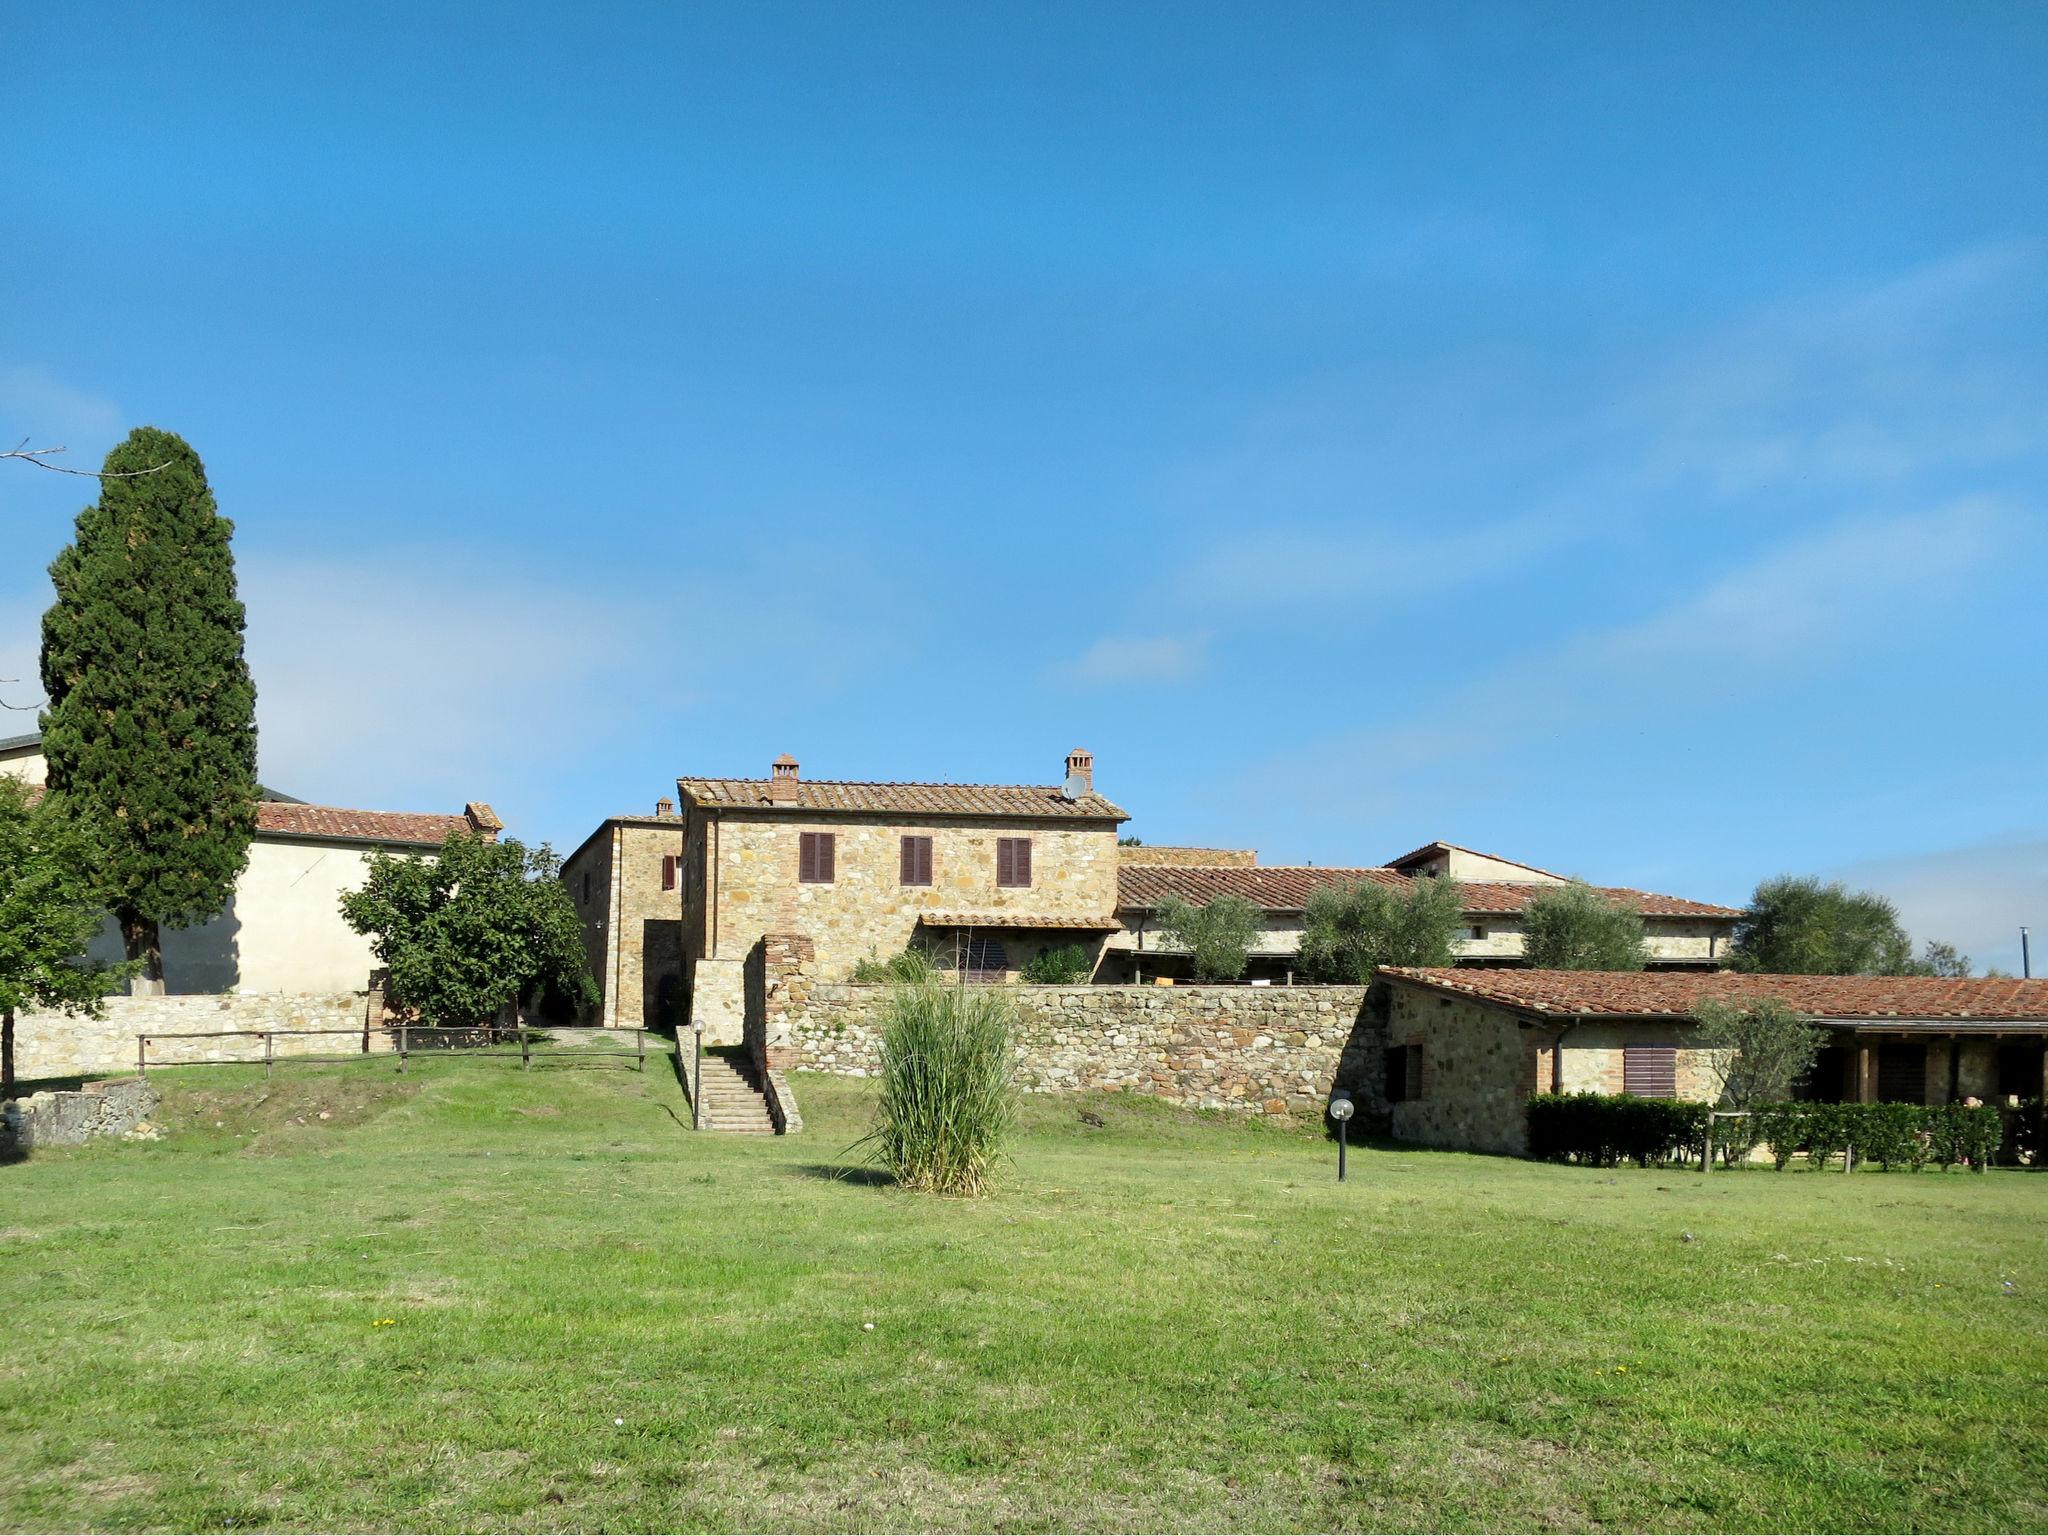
left=3, top=1075, right=162, bottom=1153
left=788, top=980, right=1372, bottom=1117
left=11, top=992, right=384, bottom=1083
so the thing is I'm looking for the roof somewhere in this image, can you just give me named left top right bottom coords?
left=1117, top=865, right=1740, bottom=920
left=1384, top=840, right=1568, bottom=881
left=1379, top=967, right=2048, bottom=1023
left=917, top=911, right=1122, bottom=930
left=0, top=731, right=40, bottom=754
left=1117, top=845, right=1259, bottom=868
left=678, top=777, right=1129, bottom=822
left=255, top=802, right=484, bottom=847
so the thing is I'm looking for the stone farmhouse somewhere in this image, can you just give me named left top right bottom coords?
left=2, top=729, right=500, bottom=995
left=1355, top=968, right=2048, bottom=1155
left=1109, top=846, right=1740, bottom=982
left=567, top=747, right=1748, bottom=1040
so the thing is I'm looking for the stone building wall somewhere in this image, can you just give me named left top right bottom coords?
left=3, top=1076, right=161, bottom=1153
left=562, top=817, right=686, bottom=1030
left=12, top=992, right=385, bottom=1083
left=712, top=815, right=1118, bottom=972
left=786, top=978, right=1370, bottom=1117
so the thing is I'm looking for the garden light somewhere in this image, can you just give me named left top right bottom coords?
left=1328, top=1091, right=1355, bottom=1182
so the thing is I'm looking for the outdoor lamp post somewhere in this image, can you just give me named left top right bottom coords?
left=1328, top=1091, right=1355, bottom=1182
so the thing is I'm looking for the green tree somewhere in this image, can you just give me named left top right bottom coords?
left=1693, top=997, right=1826, bottom=1110
left=1732, top=876, right=1918, bottom=976
left=0, top=779, right=133, bottom=1093
left=339, top=832, right=598, bottom=1029
left=1297, top=875, right=1465, bottom=983
left=1522, top=880, right=1648, bottom=970
left=1915, top=940, right=1972, bottom=978
left=1154, top=893, right=1263, bottom=981
left=38, top=428, right=258, bottom=992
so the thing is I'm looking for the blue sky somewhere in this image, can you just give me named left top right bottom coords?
left=3, top=2, right=2045, bottom=967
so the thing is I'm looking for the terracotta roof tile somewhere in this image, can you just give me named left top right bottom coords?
left=679, top=777, right=1129, bottom=822
left=1117, top=865, right=1739, bottom=919
left=256, top=802, right=476, bottom=846
left=917, top=911, right=1122, bottom=930
left=1117, top=845, right=1259, bottom=868
left=1380, top=967, right=2048, bottom=1022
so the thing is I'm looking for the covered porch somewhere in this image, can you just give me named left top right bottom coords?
left=1797, top=1021, right=2048, bottom=1106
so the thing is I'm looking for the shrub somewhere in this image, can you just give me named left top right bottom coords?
left=1752, top=1101, right=2002, bottom=1172
left=1298, top=875, right=1464, bottom=983
left=1153, top=893, right=1262, bottom=981
left=1526, top=1093, right=1708, bottom=1168
left=1692, top=998, right=1825, bottom=1110
left=1020, top=943, right=1095, bottom=984
left=858, top=982, right=1018, bottom=1195
left=850, top=943, right=942, bottom=984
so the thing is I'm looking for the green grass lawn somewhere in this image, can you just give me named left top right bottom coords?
left=2, top=1044, right=2044, bottom=1533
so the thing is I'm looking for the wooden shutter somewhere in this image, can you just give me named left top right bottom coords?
left=1622, top=1044, right=1678, bottom=1098
left=800, top=831, right=836, bottom=884
left=660, top=854, right=676, bottom=892
left=901, top=835, right=932, bottom=886
left=997, top=836, right=1031, bottom=887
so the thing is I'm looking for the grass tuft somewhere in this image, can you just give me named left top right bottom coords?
left=857, top=982, right=1017, bottom=1195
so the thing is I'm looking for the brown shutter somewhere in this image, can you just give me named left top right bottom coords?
left=1017, top=838, right=1031, bottom=886
left=798, top=834, right=813, bottom=883
left=661, top=855, right=676, bottom=892
left=901, top=836, right=931, bottom=886
left=1622, top=1045, right=1677, bottom=1098
left=995, top=838, right=1011, bottom=887
left=819, top=833, right=835, bottom=883
left=919, top=838, right=932, bottom=885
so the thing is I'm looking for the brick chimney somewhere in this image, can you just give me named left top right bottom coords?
left=767, top=753, right=800, bottom=803
left=1063, top=748, right=1094, bottom=800
left=655, top=796, right=675, bottom=817
left=464, top=802, right=504, bottom=840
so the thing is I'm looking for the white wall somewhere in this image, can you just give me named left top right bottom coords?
left=81, top=837, right=404, bottom=995
left=0, top=742, right=48, bottom=789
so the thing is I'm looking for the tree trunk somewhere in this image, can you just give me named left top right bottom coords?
left=119, top=910, right=165, bottom=996
left=2, top=1007, right=14, bottom=1098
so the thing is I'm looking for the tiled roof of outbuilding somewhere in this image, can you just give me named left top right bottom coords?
left=1117, top=865, right=1739, bottom=919
left=678, top=777, right=1129, bottom=822
left=256, top=802, right=482, bottom=846
left=1383, top=840, right=1568, bottom=880
left=1380, top=967, right=2048, bottom=1021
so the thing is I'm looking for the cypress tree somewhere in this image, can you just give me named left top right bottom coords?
left=38, top=427, right=258, bottom=992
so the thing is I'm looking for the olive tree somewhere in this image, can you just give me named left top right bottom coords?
left=1297, top=875, right=1464, bottom=983
left=1154, top=893, right=1263, bottom=981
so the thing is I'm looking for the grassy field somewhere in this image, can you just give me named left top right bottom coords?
left=2, top=1043, right=2044, bottom=1533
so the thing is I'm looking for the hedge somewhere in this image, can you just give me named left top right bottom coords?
left=1526, top=1093, right=1708, bottom=1167
left=1528, top=1094, right=2006, bottom=1171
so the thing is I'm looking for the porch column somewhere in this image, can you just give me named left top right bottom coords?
left=1855, top=1034, right=1876, bottom=1104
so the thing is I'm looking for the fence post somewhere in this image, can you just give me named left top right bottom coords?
left=137, top=1035, right=147, bottom=1079
left=264, top=1030, right=274, bottom=1082
left=692, top=1025, right=703, bottom=1131
left=521, top=1027, right=530, bottom=1071
left=398, top=1024, right=408, bottom=1073
left=637, top=1028, right=645, bottom=1073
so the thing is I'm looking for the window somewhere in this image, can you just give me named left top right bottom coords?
left=1470, top=925, right=1486, bottom=941
left=1998, top=1042, right=2045, bottom=1100
left=995, top=836, right=1032, bottom=888
left=900, top=835, right=933, bottom=887
left=958, top=934, right=1009, bottom=981
left=1622, top=1044, right=1677, bottom=1098
left=581, top=871, right=590, bottom=904
left=1877, top=1042, right=1927, bottom=1104
left=798, top=831, right=836, bottom=884
left=660, top=854, right=677, bottom=892
left=1384, top=1043, right=1425, bottom=1103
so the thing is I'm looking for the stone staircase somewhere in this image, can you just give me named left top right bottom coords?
left=693, top=1052, right=779, bottom=1134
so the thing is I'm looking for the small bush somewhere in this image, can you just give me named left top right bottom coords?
left=858, top=982, right=1018, bottom=1196
left=1153, top=893, right=1263, bottom=981
left=1020, top=943, right=1095, bottom=984
left=850, top=944, right=941, bottom=984
left=1526, top=1093, right=1707, bottom=1168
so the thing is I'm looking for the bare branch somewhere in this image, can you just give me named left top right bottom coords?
left=2, top=439, right=173, bottom=478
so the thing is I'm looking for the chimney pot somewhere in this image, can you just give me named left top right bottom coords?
left=655, top=796, right=675, bottom=817
left=1063, top=748, right=1094, bottom=799
left=768, top=753, right=800, bottom=802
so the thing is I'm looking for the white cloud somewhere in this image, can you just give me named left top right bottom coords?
left=1058, top=632, right=1208, bottom=689
left=1837, top=835, right=2048, bottom=977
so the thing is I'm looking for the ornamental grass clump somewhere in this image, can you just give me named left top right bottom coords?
left=859, top=982, right=1018, bottom=1196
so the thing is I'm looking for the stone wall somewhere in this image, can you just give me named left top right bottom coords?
left=12, top=992, right=385, bottom=1083
left=3, top=1076, right=161, bottom=1153
left=787, top=978, right=1370, bottom=1117
left=563, top=818, right=686, bottom=1031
